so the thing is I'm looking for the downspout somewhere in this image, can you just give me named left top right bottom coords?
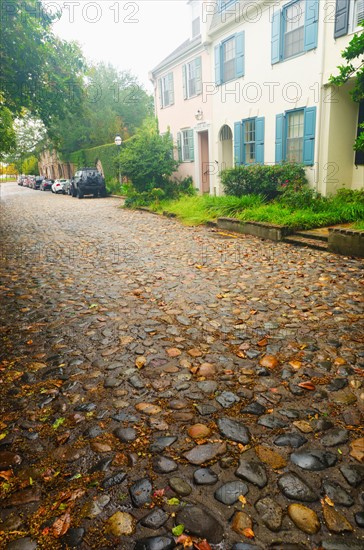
left=315, top=1, right=327, bottom=195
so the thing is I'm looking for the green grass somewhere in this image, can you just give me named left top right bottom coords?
left=129, top=190, right=364, bottom=230
left=353, top=220, right=364, bottom=230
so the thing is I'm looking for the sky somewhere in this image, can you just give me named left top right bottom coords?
left=53, top=1, right=191, bottom=92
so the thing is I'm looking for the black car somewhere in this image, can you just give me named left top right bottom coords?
left=32, top=176, right=44, bottom=190
left=40, top=179, right=54, bottom=191
left=70, top=168, right=106, bottom=199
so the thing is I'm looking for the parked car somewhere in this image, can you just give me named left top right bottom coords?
left=70, top=168, right=106, bottom=199
left=40, top=179, right=54, bottom=191
left=17, top=175, right=26, bottom=186
left=32, top=176, right=44, bottom=190
left=51, top=179, right=68, bottom=194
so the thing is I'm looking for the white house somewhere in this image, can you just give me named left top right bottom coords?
left=150, top=0, right=364, bottom=196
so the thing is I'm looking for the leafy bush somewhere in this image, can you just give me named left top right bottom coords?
left=220, top=163, right=307, bottom=199
left=118, top=118, right=180, bottom=193
left=124, top=176, right=196, bottom=208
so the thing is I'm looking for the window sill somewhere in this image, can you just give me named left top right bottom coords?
left=273, top=50, right=307, bottom=65
left=184, top=93, right=201, bottom=100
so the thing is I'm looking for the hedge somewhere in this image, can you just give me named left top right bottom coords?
left=67, top=143, right=118, bottom=180
left=220, top=163, right=308, bottom=199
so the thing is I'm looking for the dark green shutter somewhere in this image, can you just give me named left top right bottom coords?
left=177, top=132, right=182, bottom=161
left=188, top=129, right=194, bottom=161
left=182, top=65, right=187, bottom=99
left=168, top=73, right=174, bottom=105
left=195, top=57, right=202, bottom=95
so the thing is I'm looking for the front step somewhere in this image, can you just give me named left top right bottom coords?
left=294, top=230, right=329, bottom=242
left=284, top=234, right=329, bottom=251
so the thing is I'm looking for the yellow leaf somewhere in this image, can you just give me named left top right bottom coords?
left=238, top=495, right=247, bottom=508
left=324, top=495, right=335, bottom=507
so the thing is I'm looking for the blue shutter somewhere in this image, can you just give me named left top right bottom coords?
left=275, top=114, right=284, bottom=164
left=234, top=121, right=242, bottom=165
left=255, top=117, right=265, bottom=165
left=334, top=0, right=350, bottom=38
left=195, top=57, right=202, bottom=95
left=215, top=45, right=221, bottom=85
left=303, top=107, right=316, bottom=165
left=168, top=73, right=174, bottom=105
left=271, top=9, right=281, bottom=64
left=304, top=0, right=319, bottom=51
left=177, top=132, right=182, bottom=161
left=182, top=65, right=187, bottom=99
left=188, top=129, right=195, bottom=161
left=235, top=32, right=245, bottom=78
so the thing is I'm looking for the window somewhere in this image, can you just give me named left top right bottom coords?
left=177, top=129, right=194, bottom=162
left=234, top=118, right=265, bottom=165
left=219, top=0, right=236, bottom=10
left=215, top=32, right=245, bottom=84
left=286, top=110, right=304, bottom=162
left=272, top=0, right=318, bottom=64
left=159, top=73, right=174, bottom=108
left=351, top=0, right=364, bottom=32
left=275, top=107, right=316, bottom=165
left=284, top=0, right=305, bottom=59
left=182, top=57, right=202, bottom=99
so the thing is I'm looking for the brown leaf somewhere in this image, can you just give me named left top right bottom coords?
left=257, top=338, right=268, bottom=347
left=52, top=511, right=71, bottom=538
left=259, top=355, right=279, bottom=369
left=0, top=469, right=13, bottom=481
left=243, top=527, right=255, bottom=538
left=194, top=541, right=212, bottom=550
left=298, top=381, right=315, bottom=391
left=289, top=360, right=302, bottom=370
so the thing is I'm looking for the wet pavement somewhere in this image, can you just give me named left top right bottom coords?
left=0, top=182, right=363, bottom=550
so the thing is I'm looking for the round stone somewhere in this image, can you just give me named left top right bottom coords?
left=105, top=511, right=136, bottom=536
left=168, top=476, right=192, bottom=496
left=288, top=503, right=321, bottom=534
left=152, top=456, right=178, bottom=474
left=291, top=450, right=337, bottom=471
left=255, top=497, right=283, bottom=532
left=187, top=424, right=211, bottom=440
left=214, top=480, right=249, bottom=505
left=113, top=427, right=137, bottom=442
left=193, top=468, right=218, bottom=485
left=231, top=511, right=253, bottom=535
left=278, top=472, right=318, bottom=502
left=176, top=505, right=224, bottom=543
left=235, top=459, right=267, bottom=488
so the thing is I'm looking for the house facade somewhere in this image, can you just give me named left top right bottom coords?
left=150, top=0, right=364, bottom=196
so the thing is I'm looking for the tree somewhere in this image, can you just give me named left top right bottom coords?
left=330, top=21, right=364, bottom=152
left=118, top=118, right=179, bottom=192
left=0, top=95, right=16, bottom=160
left=0, top=0, right=86, bottom=155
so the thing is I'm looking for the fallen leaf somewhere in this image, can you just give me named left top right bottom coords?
left=0, top=470, right=13, bottom=481
left=172, top=524, right=185, bottom=536
left=259, top=355, right=279, bottom=369
left=238, top=495, right=247, bottom=507
left=298, top=381, right=315, bottom=391
left=52, top=510, right=71, bottom=537
left=289, top=360, right=302, bottom=370
left=243, top=527, right=255, bottom=539
left=194, top=541, right=212, bottom=550
left=167, top=497, right=180, bottom=506
left=323, top=496, right=335, bottom=507
left=135, top=356, right=147, bottom=369
left=257, top=338, right=268, bottom=347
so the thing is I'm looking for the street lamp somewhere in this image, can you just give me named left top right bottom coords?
left=114, top=134, right=122, bottom=184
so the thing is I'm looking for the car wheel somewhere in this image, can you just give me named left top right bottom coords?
left=77, top=188, right=84, bottom=199
left=100, top=187, right=107, bottom=198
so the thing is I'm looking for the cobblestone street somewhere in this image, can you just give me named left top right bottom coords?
left=0, top=182, right=363, bottom=550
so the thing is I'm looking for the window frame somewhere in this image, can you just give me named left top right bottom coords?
left=285, top=108, right=305, bottom=163
left=182, top=57, right=202, bottom=100
left=283, top=0, right=306, bottom=60
left=159, top=72, right=174, bottom=109
left=178, top=129, right=195, bottom=162
left=349, top=0, right=364, bottom=33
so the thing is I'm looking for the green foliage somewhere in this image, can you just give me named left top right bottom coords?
left=220, top=163, right=307, bottom=199
left=1, top=1, right=86, bottom=138
left=0, top=96, right=16, bottom=160
left=330, top=21, right=364, bottom=151
left=68, top=143, right=116, bottom=179
left=124, top=176, right=196, bottom=208
left=118, top=118, right=180, bottom=192
left=21, top=155, right=39, bottom=175
left=52, top=63, right=153, bottom=155
left=133, top=186, right=364, bottom=230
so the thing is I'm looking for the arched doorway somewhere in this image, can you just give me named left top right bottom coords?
left=219, top=125, right=233, bottom=171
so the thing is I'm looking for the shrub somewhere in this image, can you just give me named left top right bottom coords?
left=220, top=163, right=307, bottom=199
